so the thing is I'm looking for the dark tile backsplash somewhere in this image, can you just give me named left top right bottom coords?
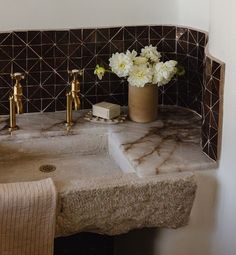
left=202, top=55, right=224, bottom=161
left=0, top=25, right=206, bottom=114
left=0, top=25, right=224, bottom=161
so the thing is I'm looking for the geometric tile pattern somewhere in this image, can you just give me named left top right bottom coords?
left=0, top=26, right=207, bottom=115
left=202, top=55, right=224, bottom=161
left=0, top=26, right=224, bottom=161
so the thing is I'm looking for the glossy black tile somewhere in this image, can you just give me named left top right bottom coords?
left=96, top=28, right=110, bottom=42
left=150, top=26, right=162, bottom=39
left=162, top=39, right=176, bottom=53
left=70, top=29, right=82, bottom=44
left=136, top=26, right=149, bottom=39
left=202, top=53, right=224, bottom=161
left=42, top=31, right=56, bottom=44
left=163, top=26, right=176, bottom=40
left=110, top=40, right=124, bottom=53
left=28, top=31, right=41, bottom=45
left=83, top=29, right=96, bottom=43
left=110, top=27, right=124, bottom=40
left=0, top=46, right=12, bottom=59
left=124, top=26, right=136, bottom=40
left=176, top=27, right=188, bottom=41
left=28, top=45, right=41, bottom=59
left=55, top=31, right=69, bottom=44
left=0, top=33, right=12, bottom=46
left=13, top=32, right=27, bottom=45
left=0, top=61, right=11, bottom=73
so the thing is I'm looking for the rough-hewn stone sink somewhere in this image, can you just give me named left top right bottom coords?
left=0, top=133, right=127, bottom=184
left=0, top=106, right=216, bottom=236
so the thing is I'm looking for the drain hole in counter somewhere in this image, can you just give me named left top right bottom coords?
left=39, top=164, right=56, bottom=173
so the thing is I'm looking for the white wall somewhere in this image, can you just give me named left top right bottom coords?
left=0, top=0, right=208, bottom=32
left=155, top=170, right=218, bottom=255
left=176, top=0, right=210, bottom=31
left=209, top=1, right=236, bottom=254
left=0, top=0, right=176, bottom=31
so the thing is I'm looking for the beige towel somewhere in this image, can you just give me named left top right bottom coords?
left=0, top=178, right=57, bottom=255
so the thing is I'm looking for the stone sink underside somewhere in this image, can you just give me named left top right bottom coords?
left=0, top=106, right=216, bottom=236
left=56, top=173, right=196, bottom=236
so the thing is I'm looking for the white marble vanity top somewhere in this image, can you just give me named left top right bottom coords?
left=0, top=106, right=216, bottom=175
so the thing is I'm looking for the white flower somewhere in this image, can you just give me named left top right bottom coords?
left=134, top=56, right=148, bottom=65
left=153, top=60, right=178, bottom=86
left=94, top=65, right=106, bottom=80
left=128, top=65, right=153, bottom=87
left=95, top=44, right=180, bottom=88
left=165, top=60, right=178, bottom=68
left=141, top=45, right=161, bottom=63
left=109, top=52, right=133, bottom=77
left=126, top=49, right=137, bottom=61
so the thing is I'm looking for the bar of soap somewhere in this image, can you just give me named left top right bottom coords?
left=92, top=102, right=121, bottom=120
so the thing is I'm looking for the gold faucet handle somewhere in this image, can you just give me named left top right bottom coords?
left=11, top=73, right=25, bottom=81
left=68, top=69, right=84, bottom=80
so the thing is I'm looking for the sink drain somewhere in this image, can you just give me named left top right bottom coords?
left=39, top=164, right=56, bottom=173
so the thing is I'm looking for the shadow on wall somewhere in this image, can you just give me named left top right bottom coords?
left=155, top=171, right=219, bottom=255
left=114, top=171, right=219, bottom=255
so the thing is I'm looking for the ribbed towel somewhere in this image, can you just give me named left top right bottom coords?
left=0, top=178, right=57, bottom=255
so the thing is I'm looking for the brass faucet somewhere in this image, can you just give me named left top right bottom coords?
left=9, top=73, right=24, bottom=131
left=66, top=69, right=83, bottom=126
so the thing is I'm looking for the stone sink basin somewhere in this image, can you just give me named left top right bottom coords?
left=0, top=132, right=133, bottom=185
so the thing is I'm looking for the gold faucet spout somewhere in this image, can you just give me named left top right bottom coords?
left=72, top=93, right=80, bottom=111
left=13, top=84, right=23, bottom=114
left=9, top=73, right=24, bottom=131
left=16, top=99, right=23, bottom=114
left=71, top=79, right=80, bottom=111
left=65, top=69, right=83, bottom=126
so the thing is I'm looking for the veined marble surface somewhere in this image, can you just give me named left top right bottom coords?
left=0, top=106, right=216, bottom=236
left=110, top=107, right=217, bottom=177
left=0, top=106, right=216, bottom=175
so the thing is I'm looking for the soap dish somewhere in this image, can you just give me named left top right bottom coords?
left=84, top=111, right=127, bottom=124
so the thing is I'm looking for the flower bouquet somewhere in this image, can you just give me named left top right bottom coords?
left=94, top=45, right=184, bottom=122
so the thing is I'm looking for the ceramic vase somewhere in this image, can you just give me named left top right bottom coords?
left=128, top=83, right=158, bottom=123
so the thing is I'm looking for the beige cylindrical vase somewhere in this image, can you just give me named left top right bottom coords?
left=128, top=83, right=158, bottom=123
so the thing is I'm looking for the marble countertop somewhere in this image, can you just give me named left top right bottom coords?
left=109, top=107, right=217, bottom=177
left=0, top=106, right=216, bottom=175
left=0, top=106, right=216, bottom=236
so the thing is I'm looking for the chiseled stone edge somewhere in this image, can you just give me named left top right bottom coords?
left=56, top=172, right=197, bottom=237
